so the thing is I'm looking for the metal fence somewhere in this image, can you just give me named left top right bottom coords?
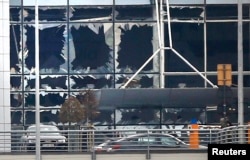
left=0, top=125, right=249, bottom=153
left=217, top=125, right=250, bottom=144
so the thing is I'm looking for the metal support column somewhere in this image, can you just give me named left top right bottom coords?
left=35, top=0, right=41, bottom=159
left=159, top=0, right=165, bottom=88
left=237, top=0, right=244, bottom=143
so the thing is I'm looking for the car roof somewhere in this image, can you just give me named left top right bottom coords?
left=116, top=133, right=186, bottom=143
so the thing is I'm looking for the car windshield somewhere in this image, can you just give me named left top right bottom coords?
left=27, top=126, right=61, bottom=136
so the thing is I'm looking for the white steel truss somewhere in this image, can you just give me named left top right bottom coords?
left=120, top=0, right=218, bottom=89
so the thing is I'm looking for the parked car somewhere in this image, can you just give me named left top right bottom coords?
left=93, top=133, right=207, bottom=152
left=20, top=124, right=67, bottom=151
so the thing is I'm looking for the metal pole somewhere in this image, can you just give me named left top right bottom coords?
left=35, top=0, right=41, bottom=159
left=165, top=0, right=172, bottom=48
left=237, top=0, right=244, bottom=143
left=204, top=0, right=207, bottom=87
left=159, top=0, right=165, bottom=88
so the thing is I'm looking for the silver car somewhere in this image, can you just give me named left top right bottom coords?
left=93, top=133, right=207, bottom=152
left=20, top=124, right=67, bottom=151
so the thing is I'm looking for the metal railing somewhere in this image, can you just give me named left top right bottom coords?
left=0, top=125, right=249, bottom=153
left=217, top=125, right=250, bottom=144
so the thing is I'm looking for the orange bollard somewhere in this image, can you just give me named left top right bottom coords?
left=189, top=124, right=199, bottom=149
left=248, top=122, right=250, bottom=144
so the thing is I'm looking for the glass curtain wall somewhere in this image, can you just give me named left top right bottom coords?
left=10, top=1, right=250, bottom=128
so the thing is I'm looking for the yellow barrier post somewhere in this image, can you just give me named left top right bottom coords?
left=189, top=124, right=199, bottom=149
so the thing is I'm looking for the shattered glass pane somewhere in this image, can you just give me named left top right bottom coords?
left=10, top=7, right=21, bottom=22
left=24, top=110, right=60, bottom=125
left=166, top=23, right=204, bottom=72
left=92, top=109, right=114, bottom=126
left=11, top=93, right=23, bottom=108
left=69, top=23, right=113, bottom=73
left=116, top=23, right=153, bottom=72
left=115, top=108, right=160, bottom=126
left=206, top=5, right=237, bottom=20
left=207, top=22, right=237, bottom=71
left=24, top=75, right=68, bottom=91
left=115, top=74, right=154, bottom=88
left=24, top=24, right=67, bottom=73
left=70, top=6, right=112, bottom=22
left=115, top=5, right=153, bottom=21
left=24, top=92, right=68, bottom=108
left=10, top=75, right=22, bottom=91
left=162, top=108, right=205, bottom=124
left=70, top=74, right=113, bottom=89
left=23, top=7, right=67, bottom=22
left=169, top=6, right=204, bottom=20
left=9, top=2, right=250, bottom=127
left=40, top=75, right=68, bottom=90
left=11, top=111, right=23, bottom=124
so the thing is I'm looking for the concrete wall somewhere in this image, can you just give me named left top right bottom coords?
left=0, top=0, right=11, bottom=152
left=0, top=153, right=207, bottom=160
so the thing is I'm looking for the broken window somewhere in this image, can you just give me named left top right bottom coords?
left=206, top=5, right=237, bottom=20
left=115, top=74, right=154, bottom=88
left=162, top=108, right=205, bottom=124
left=169, top=6, right=204, bottom=20
left=11, top=93, right=23, bottom=108
left=24, top=75, right=68, bottom=91
left=23, top=7, right=66, bottom=22
left=70, top=24, right=111, bottom=71
left=24, top=25, right=66, bottom=73
left=24, top=92, right=67, bottom=108
left=9, top=2, right=250, bottom=126
left=11, top=111, right=23, bottom=124
left=24, top=110, right=60, bottom=125
left=70, top=75, right=113, bottom=89
left=10, top=7, right=21, bottom=22
left=92, top=109, right=114, bottom=125
left=207, top=22, right=237, bottom=71
left=70, top=6, right=112, bottom=22
left=166, top=23, right=204, bottom=72
left=10, top=75, right=22, bottom=90
left=116, top=24, right=153, bottom=72
left=41, top=75, right=68, bottom=90
left=115, top=107, right=160, bottom=126
left=115, top=5, right=153, bottom=21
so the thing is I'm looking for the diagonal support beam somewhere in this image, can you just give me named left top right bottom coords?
left=170, top=48, right=217, bottom=88
left=120, top=0, right=217, bottom=89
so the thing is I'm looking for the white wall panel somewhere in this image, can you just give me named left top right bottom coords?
left=0, top=0, right=11, bottom=152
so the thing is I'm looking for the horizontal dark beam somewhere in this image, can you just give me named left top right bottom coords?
left=98, top=88, right=250, bottom=108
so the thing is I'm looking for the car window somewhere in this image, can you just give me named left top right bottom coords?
left=137, top=137, right=156, bottom=144
left=160, top=136, right=179, bottom=145
left=27, top=126, right=61, bottom=136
